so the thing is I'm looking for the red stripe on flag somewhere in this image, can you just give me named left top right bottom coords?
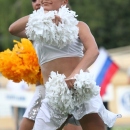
left=100, top=62, right=119, bottom=96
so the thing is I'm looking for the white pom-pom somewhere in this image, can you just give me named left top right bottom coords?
left=45, top=70, right=100, bottom=115
left=25, top=6, right=79, bottom=49
left=45, top=71, right=74, bottom=114
left=73, top=70, right=100, bottom=106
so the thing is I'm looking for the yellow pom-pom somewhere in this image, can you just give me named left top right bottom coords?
left=0, top=38, right=43, bottom=84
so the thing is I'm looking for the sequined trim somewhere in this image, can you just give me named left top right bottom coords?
left=28, top=89, right=42, bottom=120
left=48, top=103, right=68, bottom=128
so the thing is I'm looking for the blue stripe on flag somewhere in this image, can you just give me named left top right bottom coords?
left=96, top=56, right=112, bottom=86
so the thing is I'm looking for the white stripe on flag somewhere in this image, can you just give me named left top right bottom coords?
left=90, top=47, right=108, bottom=80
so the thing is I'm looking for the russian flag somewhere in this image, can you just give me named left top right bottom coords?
left=90, top=48, right=119, bottom=97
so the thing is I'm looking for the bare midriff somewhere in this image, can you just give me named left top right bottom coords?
left=41, top=57, right=82, bottom=84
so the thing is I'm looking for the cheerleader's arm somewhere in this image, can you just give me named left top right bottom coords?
left=9, top=15, right=29, bottom=38
left=13, top=30, right=27, bottom=38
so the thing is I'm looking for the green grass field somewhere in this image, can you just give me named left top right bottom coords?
left=112, top=126, right=130, bottom=130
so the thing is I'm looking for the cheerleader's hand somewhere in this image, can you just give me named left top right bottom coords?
left=65, top=78, right=76, bottom=89
left=44, top=11, right=61, bottom=25
left=52, top=15, right=62, bottom=26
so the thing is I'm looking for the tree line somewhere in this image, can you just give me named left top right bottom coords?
left=0, top=0, right=130, bottom=51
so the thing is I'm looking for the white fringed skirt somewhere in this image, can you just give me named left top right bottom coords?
left=33, top=71, right=121, bottom=130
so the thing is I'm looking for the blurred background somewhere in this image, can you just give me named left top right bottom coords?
left=0, top=0, right=130, bottom=130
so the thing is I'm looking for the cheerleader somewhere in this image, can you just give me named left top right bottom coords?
left=8, top=0, right=121, bottom=130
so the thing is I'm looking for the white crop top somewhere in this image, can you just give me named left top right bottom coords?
left=33, top=38, right=84, bottom=66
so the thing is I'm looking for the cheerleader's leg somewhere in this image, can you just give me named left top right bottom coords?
left=33, top=99, right=68, bottom=130
left=19, top=85, right=45, bottom=130
left=72, top=94, right=121, bottom=130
